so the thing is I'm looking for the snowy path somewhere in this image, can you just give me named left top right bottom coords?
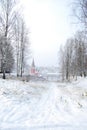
left=0, top=78, right=87, bottom=130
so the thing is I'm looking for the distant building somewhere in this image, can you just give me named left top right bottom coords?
left=30, top=59, right=38, bottom=75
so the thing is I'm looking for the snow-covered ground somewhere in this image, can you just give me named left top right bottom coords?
left=0, top=77, right=87, bottom=130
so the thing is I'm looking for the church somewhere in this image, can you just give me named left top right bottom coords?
left=30, top=59, right=38, bottom=76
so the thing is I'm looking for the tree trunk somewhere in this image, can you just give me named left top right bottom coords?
left=17, top=51, right=19, bottom=77
left=3, top=70, right=6, bottom=79
left=20, top=65, right=22, bottom=77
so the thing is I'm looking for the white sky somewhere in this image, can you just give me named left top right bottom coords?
left=21, top=0, right=78, bottom=67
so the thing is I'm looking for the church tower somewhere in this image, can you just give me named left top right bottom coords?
left=30, top=59, right=36, bottom=75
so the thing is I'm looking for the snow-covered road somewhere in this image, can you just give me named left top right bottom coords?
left=0, top=78, right=87, bottom=130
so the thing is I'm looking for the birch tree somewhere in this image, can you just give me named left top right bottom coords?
left=14, top=17, right=30, bottom=77
left=59, top=31, right=87, bottom=81
left=0, top=36, right=14, bottom=75
left=0, top=0, right=17, bottom=78
left=74, top=31, right=87, bottom=77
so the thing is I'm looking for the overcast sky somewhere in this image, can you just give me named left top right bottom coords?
left=21, top=0, right=78, bottom=67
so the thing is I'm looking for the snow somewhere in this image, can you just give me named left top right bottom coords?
left=0, top=77, right=87, bottom=130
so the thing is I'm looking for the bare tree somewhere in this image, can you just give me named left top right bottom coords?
left=0, top=0, right=31, bottom=78
left=0, top=36, right=14, bottom=77
left=0, top=0, right=17, bottom=37
left=59, top=30, right=87, bottom=81
left=59, top=38, right=74, bottom=81
left=0, top=0, right=17, bottom=79
left=20, top=19, right=29, bottom=77
left=14, top=16, right=30, bottom=77
left=59, top=46, right=65, bottom=81
left=74, top=31, right=87, bottom=77
left=14, top=15, right=21, bottom=77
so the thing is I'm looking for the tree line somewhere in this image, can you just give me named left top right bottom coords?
left=0, top=0, right=30, bottom=79
left=59, top=0, right=87, bottom=81
left=60, top=31, right=87, bottom=81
